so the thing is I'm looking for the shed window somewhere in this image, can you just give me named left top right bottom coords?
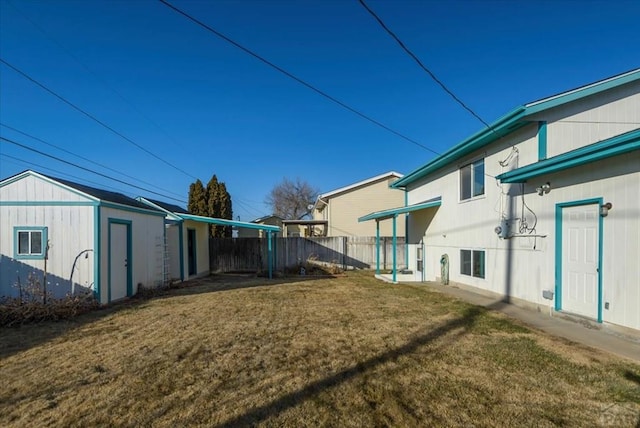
left=460, top=159, right=484, bottom=200
left=14, top=227, right=48, bottom=259
left=460, top=249, right=485, bottom=279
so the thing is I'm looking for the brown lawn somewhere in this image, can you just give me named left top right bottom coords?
left=1, top=272, right=639, bottom=427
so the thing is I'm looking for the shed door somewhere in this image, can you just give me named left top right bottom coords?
left=561, top=204, right=599, bottom=319
left=187, top=228, right=197, bottom=276
left=110, top=223, right=129, bottom=301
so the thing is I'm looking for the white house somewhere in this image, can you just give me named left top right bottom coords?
left=0, top=170, right=167, bottom=304
left=360, top=69, right=640, bottom=332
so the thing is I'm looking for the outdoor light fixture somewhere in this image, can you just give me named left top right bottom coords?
left=536, top=182, right=551, bottom=196
left=600, top=202, right=613, bottom=217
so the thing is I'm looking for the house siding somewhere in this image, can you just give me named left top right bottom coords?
left=0, top=203, right=95, bottom=299
left=99, top=206, right=165, bottom=303
left=403, top=81, right=640, bottom=331
left=321, top=177, right=405, bottom=237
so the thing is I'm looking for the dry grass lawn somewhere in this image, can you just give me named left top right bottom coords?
left=1, top=272, right=639, bottom=427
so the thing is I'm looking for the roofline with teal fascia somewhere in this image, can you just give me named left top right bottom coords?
left=497, top=128, right=640, bottom=183
left=391, top=106, right=527, bottom=189
left=392, top=69, right=640, bottom=190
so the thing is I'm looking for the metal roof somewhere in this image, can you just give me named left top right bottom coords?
left=358, top=197, right=442, bottom=222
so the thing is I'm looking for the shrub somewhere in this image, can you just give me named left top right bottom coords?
left=0, top=273, right=99, bottom=326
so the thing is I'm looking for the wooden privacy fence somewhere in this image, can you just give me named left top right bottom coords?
left=209, top=236, right=406, bottom=273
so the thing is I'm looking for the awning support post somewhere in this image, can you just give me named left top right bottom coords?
left=376, top=220, right=380, bottom=275
left=392, top=214, right=397, bottom=283
left=268, top=231, right=273, bottom=279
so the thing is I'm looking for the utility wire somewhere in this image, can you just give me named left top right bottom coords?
left=0, top=58, right=198, bottom=179
left=1, top=136, right=188, bottom=203
left=358, top=0, right=493, bottom=132
left=158, top=0, right=439, bottom=155
left=1, top=123, right=185, bottom=199
left=5, top=0, right=192, bottom=164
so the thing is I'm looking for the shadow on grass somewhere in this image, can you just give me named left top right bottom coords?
left=217, top=300, right=508, bottom=427
left=624, top=370, right=640, bottom=386
left=0, top=273, right=331, bottom=359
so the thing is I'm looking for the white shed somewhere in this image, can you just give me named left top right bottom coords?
left=0, top=170, right=167, bottom=304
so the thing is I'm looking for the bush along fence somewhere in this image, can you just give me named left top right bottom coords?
left=209, top=236, right=406, bottom=273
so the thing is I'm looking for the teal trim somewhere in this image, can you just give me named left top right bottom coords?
left=498, top=128, right=640, bottom=183
left=178, top=213, right=280, bottom=232
left=267, top=231, right=273, bottom=279
left=107, top=218, right=133, bottom=303
left=538, top=121, right=547, bottom=160
left=392, top=107, right=527, bottom=188
left=525, top=69, right=639, bottom=115
left=0, top=170, right=99, bottom=202
left=375, top=221, right=380, bottom=275
left=0, top=201, right=98, bottom=206
left=392, top=215, right=397, bottom=283
left=94, top=206, right=101, bottom=301
left=101, top=201, right=166, bottom=217
left=404, top=191, right=409, bottom=265
left=13, top=226, right=48, bottom=260
left=554, top=198, right=604, bottom=322
left=178, top=222, right=185, bottom=281
left=392, top=69, right=640, bottom=189
left=359, top=197, right=442, bottom=222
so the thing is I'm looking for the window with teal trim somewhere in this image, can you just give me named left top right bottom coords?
left=460, top=249, right=485, bottom=279
left=14, top=227, right=48, bottom=259
left=460, top=159, right=484, bottom=200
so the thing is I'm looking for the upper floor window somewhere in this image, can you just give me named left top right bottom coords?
left=460, top=159, right=484, bottom=200
left=14, top=227, right=48, bottom=259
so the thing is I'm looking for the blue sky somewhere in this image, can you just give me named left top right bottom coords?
left=1, top=0, right=638, bottom=220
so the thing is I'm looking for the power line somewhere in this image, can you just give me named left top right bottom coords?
left=357, top=0, right=493, bottom=132
left=1, top=136, right=187, bottom=203
left=5, top=0, right=192, bottom=164
left=0, top=58, right=198, bottom=179
left=1, top=123, right=185, bottom=199
left=158, top=0, right=440, bottom=156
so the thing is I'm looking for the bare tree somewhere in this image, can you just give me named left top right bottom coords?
left=266, top=177, right=319, bottom=220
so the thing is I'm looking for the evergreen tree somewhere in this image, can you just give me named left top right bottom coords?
left=218, top=182, right=233, bottom=237
left=187, top=179, right=207, bottom=216
left=206, top=175, right=222, bottom=237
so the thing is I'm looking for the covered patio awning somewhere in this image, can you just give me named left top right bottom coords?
left=358, top=197, right=441, bottom=283
left=178, top=213, right=280, bottom=279
left=178, top=213, right=280, bottom=232
left=358, top=197, right=442, bottom=222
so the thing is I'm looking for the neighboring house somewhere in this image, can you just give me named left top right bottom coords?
left=360, top=69, right=640, bottom=332
left=281, top=219, right=327, bottom=237
left=305, top=171, right=404, bottom=237
left=237, top=215, right=283, bottom=238
left=0, top=170, right=166, bottom=304
left=136, top=197, right=210, bottom=282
